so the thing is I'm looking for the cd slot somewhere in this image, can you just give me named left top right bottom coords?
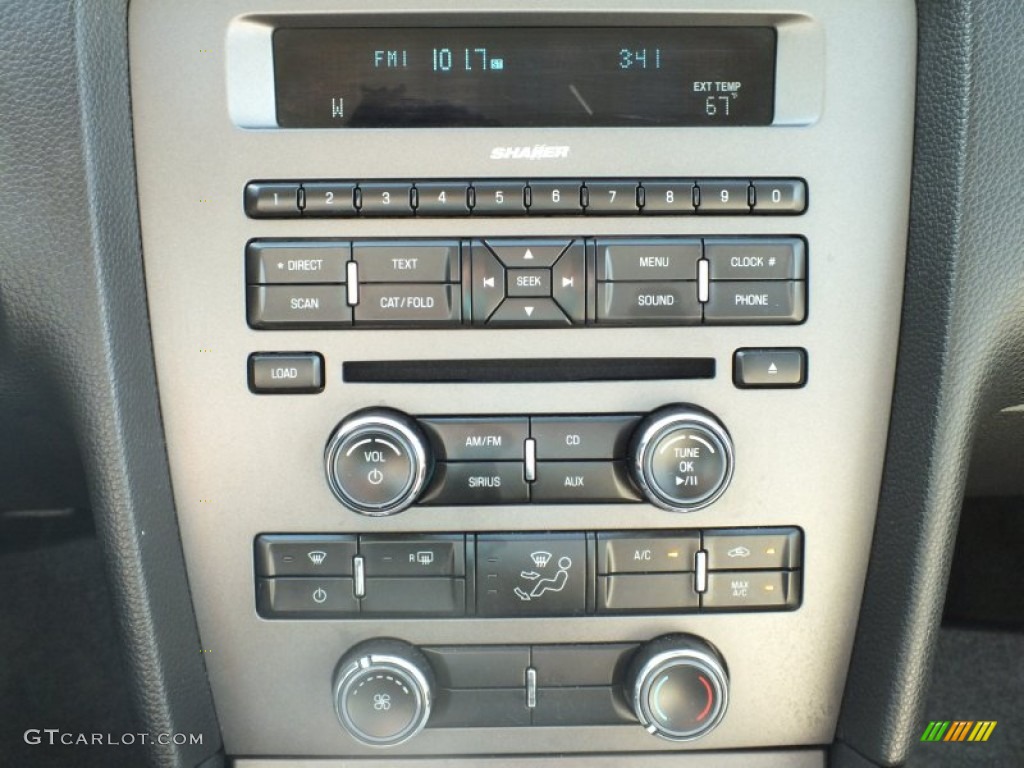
left=343, top=358, right=715, bottom=383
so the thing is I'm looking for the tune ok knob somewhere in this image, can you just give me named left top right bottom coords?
left=627, top=634, right=729, bottom=742
left=324, top=408, right=432, bottom=516
left=333, top=639, right=435, bottom=747
left=630, top=404, right=734, bottom=512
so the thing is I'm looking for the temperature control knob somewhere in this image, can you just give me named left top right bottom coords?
left=626, top=634, right=729, bottom=742
left=324, top=408, right=432, bottom=516
left=333, top=639, right=435, bottom=747
left=629, top=404, right=734, bottom=512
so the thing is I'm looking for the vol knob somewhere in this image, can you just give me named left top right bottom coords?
left=626, top=635, right=729, bottom=742
left=324, top=408, right=432, bottom=516
left=333, top=639, right=435, bottom=747
left=630, top=404, right=735, bottom=512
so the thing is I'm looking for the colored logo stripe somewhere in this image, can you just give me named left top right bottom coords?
left=921, top=721, right=950, bottom=741
left=920, top=720, right=996, bottom=742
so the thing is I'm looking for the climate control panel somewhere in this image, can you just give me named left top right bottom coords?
left=255, top=528, right=803, bottom=619
left=324, top=405, right=735, bottom=514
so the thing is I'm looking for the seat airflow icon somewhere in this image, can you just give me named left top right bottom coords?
left=308, top=550, right=328, bottom=566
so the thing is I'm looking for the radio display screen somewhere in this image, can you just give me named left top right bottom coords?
left=272, top=27, right=776, bottom=128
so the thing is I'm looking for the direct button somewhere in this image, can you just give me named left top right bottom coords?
left=246, top=241, right=349, bottom=284
left=248, top=353, right=324, bottom=394
left=353, top=241, right=460, bottom=282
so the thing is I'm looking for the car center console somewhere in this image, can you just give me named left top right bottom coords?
left=129, top=0, right=916, bottom=763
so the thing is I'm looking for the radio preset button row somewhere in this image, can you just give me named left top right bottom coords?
left=255, top=528, right=803, bottom=619
left=244, top=178, right=807, bottom=218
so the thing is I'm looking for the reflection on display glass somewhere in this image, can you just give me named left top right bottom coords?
left=273, top=27, right=776, bottom=128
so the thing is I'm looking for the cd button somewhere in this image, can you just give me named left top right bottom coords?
left=531, top=415, right=640, bottom=460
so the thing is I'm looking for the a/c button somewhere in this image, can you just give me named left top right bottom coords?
left=598, top=533, right=700, bottom=574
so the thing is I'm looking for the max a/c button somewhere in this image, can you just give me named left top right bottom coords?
left=249, top=353, right=324, bottom=394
